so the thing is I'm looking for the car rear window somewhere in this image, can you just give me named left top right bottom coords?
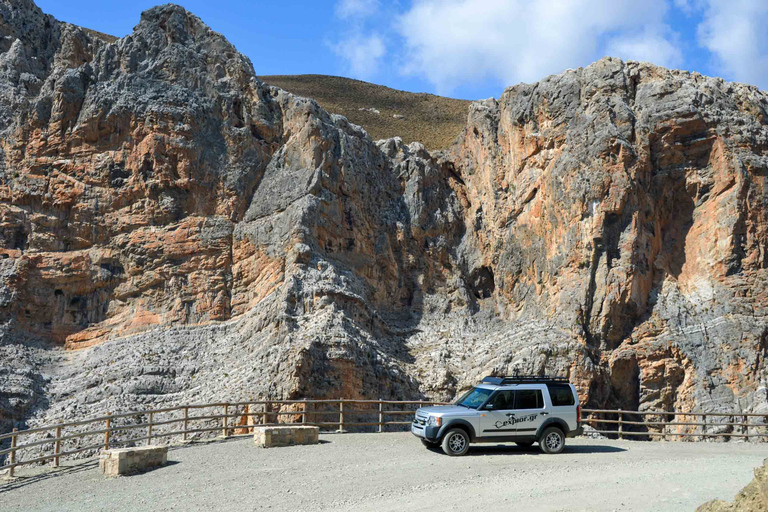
left=514, top=389, right=543, bottom=409
left=548, top=384, right=575, bottom=406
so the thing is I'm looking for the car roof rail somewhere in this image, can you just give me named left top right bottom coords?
left=481, top=375, right=570, bottom=385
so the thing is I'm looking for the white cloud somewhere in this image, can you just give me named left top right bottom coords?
left=697, top=0, right=768, bottom=89
left=673, top=0, right=695, bottom=13
left=396, top=0, right=682, bottom=94
left=332, top=33, right=386, bottom=79
left=605, top=28, right=682, bottom=67
left=332, top=0, right=387, bottom=79
left=335, top=0, right=380, bottom=19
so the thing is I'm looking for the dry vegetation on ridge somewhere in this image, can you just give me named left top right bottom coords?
left=259, top=74, right=472, bottom=150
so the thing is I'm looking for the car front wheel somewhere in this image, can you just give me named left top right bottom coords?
left=539, top=427, right=565, bottom=454
left=441, top=428, right=470, bottom=456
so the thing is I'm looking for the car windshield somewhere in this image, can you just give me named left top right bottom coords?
left=455, top=387, right=493, bottom=409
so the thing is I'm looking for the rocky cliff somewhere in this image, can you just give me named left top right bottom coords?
left=1, top=1, right=767, bottom=434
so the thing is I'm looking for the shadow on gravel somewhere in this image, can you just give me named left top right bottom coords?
left=0, top=459, right=98, bottom=494
left=564, top=445, right=626, bottom=454
left=0, top=459, right=185, bottom=494
left=465, top=444, right=627, bottom=456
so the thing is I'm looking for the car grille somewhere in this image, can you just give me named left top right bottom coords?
left=413, top=411, right=429, bottom=426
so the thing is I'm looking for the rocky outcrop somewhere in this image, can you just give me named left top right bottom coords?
left=697, top=459, right=768, bottom=511
left=445, top=59, right=768, bottom=420
left=0, top=1, right=767, bottom=435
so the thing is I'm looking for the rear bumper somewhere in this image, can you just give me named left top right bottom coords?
left=411, top=423, right=440, bottom=441
left=567, top=425, right=584, bottom=438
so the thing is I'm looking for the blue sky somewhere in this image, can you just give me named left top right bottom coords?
left=35, top=0, right=768, bottom=100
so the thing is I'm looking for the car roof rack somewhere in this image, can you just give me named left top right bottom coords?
left=481, top=375, right=570, bottom=385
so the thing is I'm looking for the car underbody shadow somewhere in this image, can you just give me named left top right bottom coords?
left=464, top=443, right=627, bottom=456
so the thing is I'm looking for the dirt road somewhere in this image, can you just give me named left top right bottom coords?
left=1, top=433, right=764, bottom=511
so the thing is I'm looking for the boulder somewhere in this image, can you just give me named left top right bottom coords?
left=99, top=446, right=168, bottom=477
left=253, top=426, right=319, bottom=448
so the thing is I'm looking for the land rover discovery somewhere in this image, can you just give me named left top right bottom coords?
left=411, top=376, right=582, bottom=456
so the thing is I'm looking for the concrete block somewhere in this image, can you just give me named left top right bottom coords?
left=99, top=445, right=168, bottom=476
left=253, top=426, right=319, bottom=448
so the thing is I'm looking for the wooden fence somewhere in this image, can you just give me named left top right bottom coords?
left=3, top=402, right=767, bottom=477
left=0, top=399, right=446, bottom=476
left=582, top=408, right=768, bottom=440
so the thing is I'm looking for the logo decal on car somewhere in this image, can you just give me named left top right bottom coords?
left=495, top=413, right=538, bottom=429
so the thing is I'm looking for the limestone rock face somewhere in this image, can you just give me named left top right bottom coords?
left=0, top=1, right=767, bottom=434
left=448, top=58, right=768, bottom=417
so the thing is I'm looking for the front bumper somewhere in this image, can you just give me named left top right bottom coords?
left=567, top=425, right=584, bottom=438
left=411, top=423, right=440, bottom=441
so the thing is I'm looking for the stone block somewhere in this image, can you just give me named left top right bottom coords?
left=99, top=445, right=168, bottom=476
left=253, top=426, right=319, bottom=448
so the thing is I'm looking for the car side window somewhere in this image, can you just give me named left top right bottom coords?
left=514, top=389, right=543, bottom=409
left=548, top=384, right=575, bottom=406
left=490, top=390, right=515, bottom=410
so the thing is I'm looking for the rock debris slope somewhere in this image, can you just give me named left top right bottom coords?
left=0, top=1, right=767, bottom=432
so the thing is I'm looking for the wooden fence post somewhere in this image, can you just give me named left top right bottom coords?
left=183, top=407, right=189, bottom=441
left=302, top=399, right=307, bottom=424
left=744, top=415, right=749, bottom=442
left=729, top=414, right=734, bottom=441
left=378, top=400, right=383, bottom=433
left=663, top=414, right=668, bottom=441
left=765, top=415, right=768, bottom=443
left=702, top=414, right=707, bottom=441
left=104, top=412, right=111, bottom=451
left=338, top=399, right=344, bottom=433
left=148, top=412, right=154, bottom=446
left=222, top=404, right=228, bottom=437
left=54, top=426, right=61, bottom=467
left=618, top=408, right=623, bottom=440
left=8, top=428, right=17, bottom=477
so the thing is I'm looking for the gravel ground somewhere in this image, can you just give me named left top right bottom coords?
left=0, top=433, right=765, bottom=512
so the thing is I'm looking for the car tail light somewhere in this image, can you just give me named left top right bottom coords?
left=577, top=404, right=581, bottom=423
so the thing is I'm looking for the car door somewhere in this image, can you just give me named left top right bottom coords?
left=509, top=388, right=546, bottom=437
left=478, top=390, right=518, bottom=437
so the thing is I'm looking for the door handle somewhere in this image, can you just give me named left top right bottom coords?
left=540, top=412, right=549, bottom=416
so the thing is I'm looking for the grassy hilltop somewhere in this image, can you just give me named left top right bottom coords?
left=259, top=74, right=471, bottom=151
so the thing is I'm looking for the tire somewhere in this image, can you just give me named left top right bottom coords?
left=441, top=428, right=470, bottom=456
left=515, top=441, right=534, bottom=449
left=539, top=427, right=565, bottom=454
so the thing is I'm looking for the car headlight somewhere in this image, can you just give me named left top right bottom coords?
left=427, top=416, right=442, bottom=427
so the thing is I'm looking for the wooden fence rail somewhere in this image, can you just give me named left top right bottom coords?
left=0, top=399, right=447, bottom=476
left=3, top=402, right=767, bottom=477
left=581, top=408, right=768, bottom=441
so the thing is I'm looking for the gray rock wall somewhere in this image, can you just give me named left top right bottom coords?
left=0, top=1, right=766, bottom=441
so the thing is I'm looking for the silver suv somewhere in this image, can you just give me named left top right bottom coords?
left=412, top=376, right=583, bottom=456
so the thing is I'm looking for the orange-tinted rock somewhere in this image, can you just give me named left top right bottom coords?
left=1, top=2, right=768, bottom=437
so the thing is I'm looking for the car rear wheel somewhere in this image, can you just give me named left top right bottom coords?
left=539, top=427, right=565, bottom=454
left=441, top=428, right=470, bottom=456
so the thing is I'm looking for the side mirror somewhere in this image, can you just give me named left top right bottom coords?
left=484, top=403, right=495, bottom=410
